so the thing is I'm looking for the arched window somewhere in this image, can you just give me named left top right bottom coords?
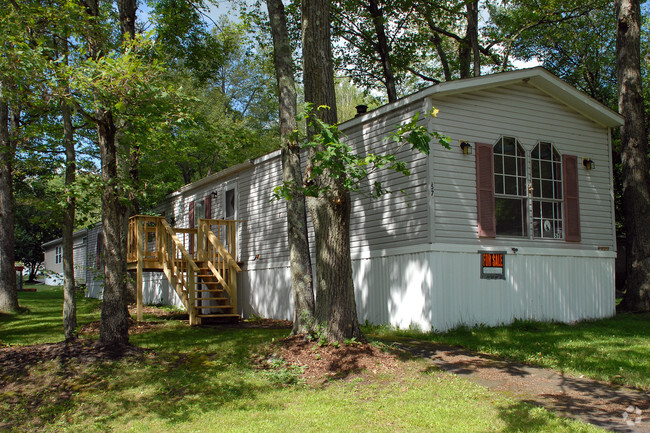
left=493, top=137, right=527, bottom=237
left=477, top=137, right=579, bottom=241
left=531, top=142, right=563, bottom=239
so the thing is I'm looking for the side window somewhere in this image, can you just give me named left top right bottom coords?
left=494, top=137, right=527, bottom=237
left=194, top=200, right=205, bottom=227
left=225, top=188, right=236, bottom=219
left=55, top=246, right=62, bottom=264
left=95, top=232, right=103, bottom=269
left=531, top=142, right=563, bottom=239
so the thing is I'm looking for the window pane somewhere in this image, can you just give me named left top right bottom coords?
left=504, top=156, right=517, bottom=175
left=505, top=176, right=518, bottom=195
left=494, top=138, right=503, bottom=155
left=494, top=154, right=503, bottom=174
left=541, top=161, right=552, bottom=179
left=503, top=137, right=516, bottom=155
left=542, top=180, right=553, bottom=198
left=495, top=175, right=504, bottom=195
left=532, top=179, right=541, bottom=198
left=540, top=142, right=551, bottom=159
left=496, top=197, right=527, bottom=237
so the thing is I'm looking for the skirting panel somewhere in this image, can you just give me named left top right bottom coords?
left=138, top=247, right=615, bottom=332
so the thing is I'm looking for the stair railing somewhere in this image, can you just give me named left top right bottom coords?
left=159, top=219, right=200, bottom=325
left=198, top=219, right=242, bottom=313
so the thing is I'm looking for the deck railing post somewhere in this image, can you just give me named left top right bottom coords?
left=188, top=265, right=196, bottom=325
left=136, top=219, right=144, bottom=322
left=197, top=220, right=204, bottom=262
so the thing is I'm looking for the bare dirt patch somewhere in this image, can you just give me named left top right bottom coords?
left=259, top=334, right=402, bottom=386
left=0, top=340, right=146, bottom=385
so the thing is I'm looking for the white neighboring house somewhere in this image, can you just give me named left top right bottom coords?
left=42, top=229, right=88, bottom=286
left=83, top=67, right=622, bottom=331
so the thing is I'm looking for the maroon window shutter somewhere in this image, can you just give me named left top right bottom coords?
left=476, top=143, right=496, bottom=238
left=188, top=201, right=195, bottom=254
left=204, top=195, right=212, bottom=220
left=95, top=232, right=103, bottom=269
left=562, top=154, right=581, bottom=242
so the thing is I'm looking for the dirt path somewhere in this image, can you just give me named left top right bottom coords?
left=392, top=340, right=649, bottom=433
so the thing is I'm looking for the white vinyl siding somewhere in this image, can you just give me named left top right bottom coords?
left=429, top=83, right=615, bottom=249
left=342, top=101, right=430, bottom=253
left=239, top=156, right=289, bottom=264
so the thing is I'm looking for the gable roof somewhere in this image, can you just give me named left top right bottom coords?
left=343, top=67, right=623, bottom=129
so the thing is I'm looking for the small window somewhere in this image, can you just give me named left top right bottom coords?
left=55, top=246, right=62, bottom=264
left=225, top=188, right=236, bottom=219
left=194, top=200, right=205, bottom=227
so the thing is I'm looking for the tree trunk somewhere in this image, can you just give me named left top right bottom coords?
left=302, top=0, right=362, bottom=341
left=83, top=0, right=131, bottom=345
left=98, top=113, right=130, bottom=345
left=466, top=0, right=480, bottom=77
left=62, top=95, right=77, bottom=340
left=0, top=88, right=18, bottom=313
left=117, top=0, right=138, bottom=305
left=117, top=0, right=137, bottom=40
left=367, top=0, right=398, bottom=102
left=616, top=0, right=650, bottom=312
left=431, top=32, right=452, bottom=82
left=267, top=0, right=316, bottom=335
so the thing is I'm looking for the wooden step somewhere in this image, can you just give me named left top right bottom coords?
left=196, top=297, right=229, bottom=302
left=196, top=313, right=240, bottom=318
left=197, top=304, right=233, bottom=310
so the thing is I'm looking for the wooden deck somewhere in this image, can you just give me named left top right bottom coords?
left=127, top=215, right=243, bottom=325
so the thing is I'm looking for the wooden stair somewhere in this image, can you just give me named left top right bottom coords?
left=195, top=265, right=238, bottom=320
left=128, top=216, right=243, bottom=325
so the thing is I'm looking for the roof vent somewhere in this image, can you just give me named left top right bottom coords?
left=355, top=104, right=368, bottom=117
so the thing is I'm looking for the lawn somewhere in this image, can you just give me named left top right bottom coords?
left=368, top=314, right=650, bottom=390
left=0, top=287, right=604, bottom=433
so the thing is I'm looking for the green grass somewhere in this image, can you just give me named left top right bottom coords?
left=367, top=314, right=650, bottom=390
left=0, top=289, right=605, bottom=433
left=0, top=284, right=102, bottom=345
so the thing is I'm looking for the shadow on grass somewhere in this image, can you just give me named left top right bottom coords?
left=0, top=326, right=290, bottom=432
left=368, top=313, right=650, bottom=389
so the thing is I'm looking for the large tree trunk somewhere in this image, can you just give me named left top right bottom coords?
left=466, top=0, right=480, bottom=77
left=302, top=0, right=362, bottom=341
left=367, top=0, right=397, bottom=102
left=616, top=0, right=650, bottom=312
left=0, top=89, right=18, bottom=313
left=62, top=96, right=77, bottom=340
left=83, top=0, right=131, bottom=345
left=267, top=0, right=316, bottom=335
left=117, top=0, right=137, bottom=40
left=98, top=113, right=130, bottom=345
left=117, top=0, right=138, bottom=305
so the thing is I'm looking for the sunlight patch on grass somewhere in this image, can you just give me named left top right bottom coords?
left=0, top=286, right=101, bottom=346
